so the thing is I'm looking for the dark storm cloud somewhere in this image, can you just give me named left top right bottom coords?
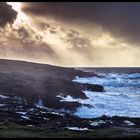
left=0, top=2, right=17, bottom=27
left=22, top=2, right=140, bottom=44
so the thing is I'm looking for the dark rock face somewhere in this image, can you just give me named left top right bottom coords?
left=0, top=59, right=97, bottom=111
left=73, top=82, right=104, bottom=92
left=80, top=83, right=104, bottom=92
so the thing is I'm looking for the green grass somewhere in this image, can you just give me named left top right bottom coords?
left=0, top=123, right=140, bottom=138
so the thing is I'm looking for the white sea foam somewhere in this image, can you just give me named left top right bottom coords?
left=16, top=112, right=27, bottom=115
left=0, top=95, right=8, bottom=99
left=57, top=95, right=78, bottom=102
left=74, top=90, right=140, bottom=118
left=73, top=73, right=140, bottom=87
left=90, top=120, right=106, bottom=126
left=66, top=127, right=89, bottom=131
left=72, top=72, right=140, bottom=118
left=124, top=120, right=135, bottom=126
left=21, top=116, right=30, bottom=120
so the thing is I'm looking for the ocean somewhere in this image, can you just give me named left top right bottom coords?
left=71, top=68, right=140, bottom=118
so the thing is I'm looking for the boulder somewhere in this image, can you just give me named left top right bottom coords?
left=76, top=83, right=104, bottom=92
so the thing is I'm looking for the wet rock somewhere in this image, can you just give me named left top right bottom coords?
left=77, top=83, right=104, bottom=92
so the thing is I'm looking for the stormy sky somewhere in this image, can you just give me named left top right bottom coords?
left=0, top=2, right=140, bottom=67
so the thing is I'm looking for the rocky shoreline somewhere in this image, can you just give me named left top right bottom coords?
left=0, top=59, right=139, bottom=138
left=0, top=59, right=103, bottom=111
left=0, top=93, right=140, bottom=130
left=0, top=94, right=140, bottom=138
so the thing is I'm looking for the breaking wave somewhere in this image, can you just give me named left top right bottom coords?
left=72, top=72, right=140, bottom=118
left=73, top=73, right=140, bottom=87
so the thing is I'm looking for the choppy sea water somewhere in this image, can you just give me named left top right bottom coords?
left=71, top=71, right=140, bottom=118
